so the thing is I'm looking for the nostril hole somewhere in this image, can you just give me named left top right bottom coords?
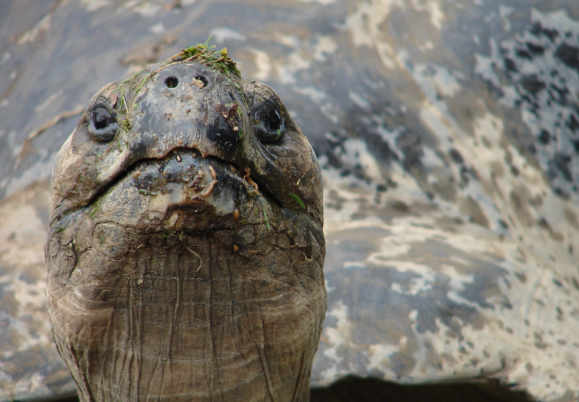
left=195, top=76, right=208, bottom=87
left=165, top=76, right=179, bottom=88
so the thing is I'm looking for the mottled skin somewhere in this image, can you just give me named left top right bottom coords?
left=46, top=59, right=326, bottom=401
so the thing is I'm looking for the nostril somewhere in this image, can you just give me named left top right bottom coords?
left=195, top=76, right=208, bottom=87
left=165, top=76, right=179, bottom=88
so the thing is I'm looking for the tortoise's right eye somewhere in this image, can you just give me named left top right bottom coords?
left=88, top=105, right=118, bottom=142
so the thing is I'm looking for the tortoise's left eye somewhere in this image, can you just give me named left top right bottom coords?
left=265, top=109, right=282, bottom=131
left=257, top=108, right=285, bottom=144
left=88, top=105, right=118, bottom=142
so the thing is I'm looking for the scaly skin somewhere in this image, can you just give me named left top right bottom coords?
left=47, top=55, right=326, bottom=402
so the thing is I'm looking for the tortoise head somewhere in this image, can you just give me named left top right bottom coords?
left=50, top=55, right=323, bottom=228
left=46, top=49, right=326, bottom=401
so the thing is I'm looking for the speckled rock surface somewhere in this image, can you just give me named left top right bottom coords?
left=1, top=0, right=579, bottom=401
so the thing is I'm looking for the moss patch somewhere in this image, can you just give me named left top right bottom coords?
left=171, top=36, right=241, bottom=77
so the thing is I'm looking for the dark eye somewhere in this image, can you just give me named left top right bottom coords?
left=265, top=109, right=281, bottom=131
left=257, top=108, right=284, bottom=144
left=88, top=105, right=118, bottom=142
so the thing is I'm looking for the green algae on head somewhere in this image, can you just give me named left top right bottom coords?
left=107, top=37, right=243, bottom=134
left=171, top=35, right=242, bottom=77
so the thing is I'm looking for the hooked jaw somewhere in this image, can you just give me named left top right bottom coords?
left=51, top=59, right=323, bottom=227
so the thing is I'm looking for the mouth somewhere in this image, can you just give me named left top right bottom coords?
left=85, top=148, right=275, bottom=233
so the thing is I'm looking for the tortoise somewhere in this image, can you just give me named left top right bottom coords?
left=46, top=44, right=327, bottom=402
left=1, top=0, right=579, bottom=401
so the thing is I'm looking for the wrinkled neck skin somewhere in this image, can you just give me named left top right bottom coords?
left=46, top=153, right=325, bottom=402
left=46, top=59, right=326, bottom=402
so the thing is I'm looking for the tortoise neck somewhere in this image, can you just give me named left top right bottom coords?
left=48, top=226, right=325, bottom=402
